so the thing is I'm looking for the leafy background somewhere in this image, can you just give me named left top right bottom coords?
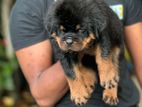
left=0, top=0, right=36, bottom=106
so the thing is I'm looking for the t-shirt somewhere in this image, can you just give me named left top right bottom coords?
left=9, top=0, right=142, bottom=107
left=105, top=0, right=142, bottom=25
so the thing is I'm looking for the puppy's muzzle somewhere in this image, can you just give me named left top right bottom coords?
left=62, top=33, right=78, bottom=46
left=65, top=37, right=73, bottom=45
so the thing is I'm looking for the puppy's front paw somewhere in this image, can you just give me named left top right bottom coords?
left=68, top=72, right=96, bottom=106
left=71, top=83, right=90, bottom=106
left=66, top=61, right=97, bottom=105
left=69, top=77, right=94, bottom=105
left=103, top=87, right=119, bottom=106
left=72, top=69, right=97, bottom=105
left=100, top=73, right=119, bottom=89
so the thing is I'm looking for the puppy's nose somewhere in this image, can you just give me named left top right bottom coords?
left=65, top=37, right=73, bottom=45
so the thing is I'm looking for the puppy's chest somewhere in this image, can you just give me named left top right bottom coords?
left=82, top=45, right=97, bottom=56
left=81, top=54, right=98, bottom=71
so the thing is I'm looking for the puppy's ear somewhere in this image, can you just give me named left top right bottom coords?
left=44, top=2, right=59, bottom=35
left=96, top=17, right=107, bottom=32
left=44, top=10, right=56, bottom=32
left=94, top=28, right=99, bottom=38
left=91, top=15, right=107, bottom=38
left=45, top=20, right=58, bottom=34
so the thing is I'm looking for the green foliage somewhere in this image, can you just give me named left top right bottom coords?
left=0, top=57, right=18, bottom=92
left=0, top=39, right=18, bottom=93
left=0, top=0, right=18, bottom=94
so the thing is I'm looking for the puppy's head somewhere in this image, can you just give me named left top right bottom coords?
left=45, top=0, right=107, bottom=52
left=51, top=25, right=96, bottom=52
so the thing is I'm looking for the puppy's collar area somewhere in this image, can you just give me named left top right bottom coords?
left=59, top=48, right=78, bottom=55
left=64, top=52, right=78, bottom=61
left=62, top=50, right=78, bottom=55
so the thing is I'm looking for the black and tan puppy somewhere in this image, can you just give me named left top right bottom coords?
left=45, top=0, right=124, bottom=106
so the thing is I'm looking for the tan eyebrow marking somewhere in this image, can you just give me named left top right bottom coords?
left=82, top=33, right=96, bottom=48
left=76, top=24, right=81, bottom=30
left=60, top=25, right=65, bottom=31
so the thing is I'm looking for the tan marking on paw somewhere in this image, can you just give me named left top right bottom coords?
left=103, top=87, right=119, bottom=106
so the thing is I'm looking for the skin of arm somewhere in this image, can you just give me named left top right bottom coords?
left=124, top=22, right=142, bottom=87
left=15, top=40, right=69, bottom=107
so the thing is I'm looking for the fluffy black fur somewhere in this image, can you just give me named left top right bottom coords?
left=45, top=0, right=124, bottom=77
left=45, top=0, right=124, bottom=105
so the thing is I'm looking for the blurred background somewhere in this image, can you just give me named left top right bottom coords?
left=0, top=0, right=36, bottom=106
left=0, top=0, right=141, bottom=107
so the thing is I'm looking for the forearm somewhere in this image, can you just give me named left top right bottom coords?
left=30, top=61, right=69, bottom=106
left=130, top=43, right=142, bottom=87
left=127, top=39, right=142, bottom=87
left=15, top=40, right=69, bottom=106
left=124, top=22, right=142, bottom=87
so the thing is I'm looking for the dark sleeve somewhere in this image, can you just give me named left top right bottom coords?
left=124, top=0, right=142, bottom=26
left=9, top=0, right=49, bottom=51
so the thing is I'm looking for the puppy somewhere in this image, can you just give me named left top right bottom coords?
left=45, top=0, right=124, bottom=106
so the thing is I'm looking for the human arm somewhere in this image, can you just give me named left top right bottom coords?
left=9, top=1, right=69, bottom=106
left=124, top=22, right=142, bottom=87
left=15, top=40, right=69, bottom=107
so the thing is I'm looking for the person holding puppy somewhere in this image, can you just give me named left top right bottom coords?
left=10, top=0, right=142, bottom=107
